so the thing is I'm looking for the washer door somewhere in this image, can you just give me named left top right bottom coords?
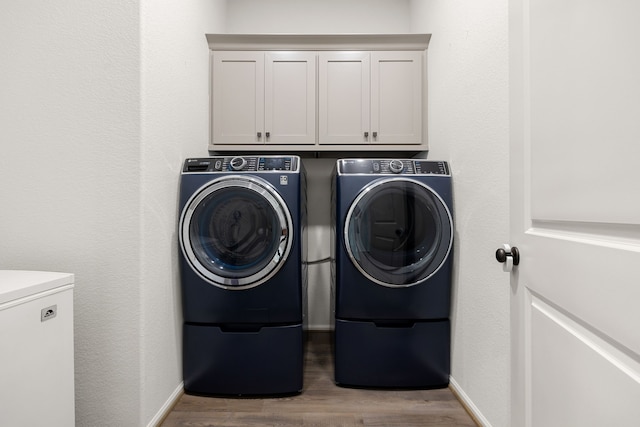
left=344, top=178, right=453, bottom=287
left=180, top=175, right=293, bottom=290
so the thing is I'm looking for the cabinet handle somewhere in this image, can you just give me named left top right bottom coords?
left=257, top=132, right=262, bottom=138
left=364, top=132, right=369, bottom=138
left=266, top=131, right=270, bottom=138
left=373, top=131, right=378, bottom=139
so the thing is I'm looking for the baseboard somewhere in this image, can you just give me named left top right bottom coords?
left=449, top=377, right=491, bottom=427
left=147, top=382, right=184, bottom=427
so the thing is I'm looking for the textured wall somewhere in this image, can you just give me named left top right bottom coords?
left=0, top=1, right=142, bottom=425
left=0, top=0, right=225, bottom=425
left=226, top=0, right=410, bottom=34
left=140, top=1, right=225, bottom=424
left=410, top=1, right=510, bottom=426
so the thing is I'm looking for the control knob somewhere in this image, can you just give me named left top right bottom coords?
left=229, top=157, right=247, bottom=171
left=389, top=159, right=404, bottom=174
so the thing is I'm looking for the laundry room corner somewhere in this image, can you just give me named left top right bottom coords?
left=411, top=0, right=511, bottom=425
left=139, top=0, right=227, bottom=424
left=2, top=0, right=511, bottom=425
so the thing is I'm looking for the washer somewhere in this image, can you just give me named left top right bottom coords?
left=179, top=155, right=307, bottom=396
left=331, top=158, right=453, bottom=388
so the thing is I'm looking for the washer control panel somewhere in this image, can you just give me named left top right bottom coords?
left=183, top=156, right=299, bottom=173
left=338, top=159, right=450, bottom=176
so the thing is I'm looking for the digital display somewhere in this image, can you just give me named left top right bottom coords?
left=340, top=160, right=373, bottom=174
left=263, top=158, right=287, bottom=170
left=415, top=161, right=449, bottom=175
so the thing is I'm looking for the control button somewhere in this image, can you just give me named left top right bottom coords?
left=389, top=159, right=404, bottom=174
left=229, top=157, right=247, bottom=171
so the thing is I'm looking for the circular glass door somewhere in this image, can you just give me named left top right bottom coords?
left=180, top=176, right=293, bottom=290
left=344, top=178, right=453, bottom=287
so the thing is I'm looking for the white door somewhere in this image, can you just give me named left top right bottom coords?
left=264, top=52, right=316, bottom=145
left=509, top=1, right=640, bottom=426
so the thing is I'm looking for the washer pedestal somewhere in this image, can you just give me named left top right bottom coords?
left=334, top=319, right=450, bottom=388
left=183, top=323, right=303, bottom=396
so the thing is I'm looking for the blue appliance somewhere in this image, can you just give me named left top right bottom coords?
left=179, top=155, right=307, bottom=396
left=332, top=159, right=453, bottom=388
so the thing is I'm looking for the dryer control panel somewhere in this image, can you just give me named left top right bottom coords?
left=183, top=156, right=299, bottom=173
left=338, top=159, right=450, bottom=176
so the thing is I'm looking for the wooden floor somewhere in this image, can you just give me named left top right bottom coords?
left=161, top=332, right=478, bottom=427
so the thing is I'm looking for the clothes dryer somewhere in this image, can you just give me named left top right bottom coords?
left=332, top=159, right=453, bottom=388
left=179, top=155, right=307, bottom=396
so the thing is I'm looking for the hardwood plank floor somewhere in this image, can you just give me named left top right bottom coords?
left=161, top=332, right=478, bottom=427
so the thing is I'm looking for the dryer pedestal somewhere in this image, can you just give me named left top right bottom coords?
left=183, top=323, right=303, bottom=396
left=334, top=319, right=450, bottom=388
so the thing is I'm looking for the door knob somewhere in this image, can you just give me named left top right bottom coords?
left=496, top=244, right=520, bottom=272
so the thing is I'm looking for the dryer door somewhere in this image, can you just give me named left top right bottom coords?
left=344, top=178, right=453, bottom=287
left=180, top=176, right=293, bottom=290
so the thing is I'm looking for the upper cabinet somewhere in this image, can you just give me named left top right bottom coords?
left=318, top=51, right=423, bottom=146
left=211, top=51, right=316, bottom=145
left=206, top=34, right=430, bottom=154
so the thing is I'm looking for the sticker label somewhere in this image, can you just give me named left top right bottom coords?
left=280, top=175, right=288, bottom=185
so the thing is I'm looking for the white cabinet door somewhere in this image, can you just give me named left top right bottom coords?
left=211, top=51, right=316, bottom=146
left=371, top=51, right=423, bottom=145
left=318, top=51, right=423, bottom=145
left=211, top=51, right=264, bottom=145
left=265, top=52, right=316, bottom=145
left=318, top=52, right=370, bottom=144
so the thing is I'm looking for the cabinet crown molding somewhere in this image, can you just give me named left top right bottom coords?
left=206, top=33, right=431, bottom=51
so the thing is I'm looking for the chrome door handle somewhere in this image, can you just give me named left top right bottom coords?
left=496, top=244, right=520, bottom=272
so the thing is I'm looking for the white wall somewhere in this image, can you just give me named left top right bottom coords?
left=1, top=1, right=142, bottom=425
left=1, top=0, right=225, bottom=425
left=411, top=1, right=510, bottom=426
left=226, top=0, right=410, bottom=34
left=140, top=1, right=226, bottom=424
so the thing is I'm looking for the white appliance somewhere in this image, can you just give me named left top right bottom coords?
left=0, top=271, right=75, bottom=427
